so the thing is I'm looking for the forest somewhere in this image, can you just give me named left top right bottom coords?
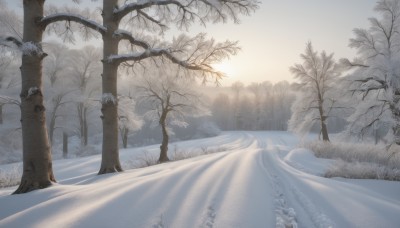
left=0, top=0, right=399, bottom=189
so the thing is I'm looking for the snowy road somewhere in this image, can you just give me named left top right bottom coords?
left=0, top=131, right=399, bottom=227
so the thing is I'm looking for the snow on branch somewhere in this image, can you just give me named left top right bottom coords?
left=0, top=38, right=46, bottom=57
left=27, top=87, right=41, bottom=99
left=114, top=30, right=150, bottom=49
left=40, top=13, right=106, bottom=35
left=114, top=0, right=193, bottom=20
left=101, top=93, right=117, bottom=105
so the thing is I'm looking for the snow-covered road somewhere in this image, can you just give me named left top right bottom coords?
left=0, top=131, right=399, bottom=227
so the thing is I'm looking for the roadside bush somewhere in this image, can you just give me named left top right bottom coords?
left=305, top=141, right=400, bottom=181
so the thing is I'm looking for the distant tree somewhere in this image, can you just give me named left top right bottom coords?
left=260, top=81, right=273, bottom=129
left=273, top=81, right=294, bottom=130
left=136, top=71, right=208, bottom=163
left=43, top=43, right=73, bottom=145
left=247, top=83, right=262, bottom=130
left=289, top=42, right=341, bottom=141
left=0, top=0, right=21, bottom=125
left=0, top=48, right=19, bottom=124
left=68, top=46, right=102, bottom=147
left=231, top=81, right=245, bottom=129
left=340, top=0, right=400, bottom=146
left=118, top=96, right=142, bottom=149
left=211, top=93, right=232, bottom=130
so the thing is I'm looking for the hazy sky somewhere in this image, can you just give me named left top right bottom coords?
left=7, top=0, right=377, bottom=86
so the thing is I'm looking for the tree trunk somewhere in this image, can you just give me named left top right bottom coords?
left=317, top=88, right=330, bottom=142
left=77, top=103, right=88, bottom=146
left=49, top=112, right=56, bottom=145
left=83, top=107, right=88, bottom=146
left=320, top=120, right=330, bottom=141
left=63, top=131, right=68, bottom=159
left=98, top=0, right=122, bottom=174
left=14, top=0, right=56, bottom=194
left=0, top=105, right=3, bottom=124
left=122, top=128, right=128, bottom=149
left=158, top=112, right=170, bottom=163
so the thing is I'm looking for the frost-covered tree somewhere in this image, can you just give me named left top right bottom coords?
left=43, top=43, right=73, bottom=145
left=211, top=93, right=232, bottom=130
left=68, top=46, right=102, bottom=147
left=136, top=70, right=208, bottom=163
left=289, top=42, right=341, bottom=141
left=273, top=81, right=294, bottom=130
left=341, top=0, right=400, bottom=146
left=118, top=95, right=142, bottom=149
left=42, top=0, right=258, bottom=174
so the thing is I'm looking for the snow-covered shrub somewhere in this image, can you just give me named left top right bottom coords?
left=170, top=145, right=198, bottom=161
left=0, top=164, right=21, bottom=188
left=325, top=160, right=400, bottom=181
left=122, top=150, right=159, bottom=170
left=0, top=129, right=22, bottom=164
left=305, top=140, right=400, bottom=180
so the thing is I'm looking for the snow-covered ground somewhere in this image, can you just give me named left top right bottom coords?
left=0, top=131, right=399, bottom=228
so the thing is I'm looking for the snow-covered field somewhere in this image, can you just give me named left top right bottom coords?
left=0, top=131, right=399, bottom=228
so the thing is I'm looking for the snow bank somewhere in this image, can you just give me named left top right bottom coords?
left=284, top=148, right=333, bottom=176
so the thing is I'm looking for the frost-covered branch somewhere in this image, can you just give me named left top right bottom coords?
left=114, top=0, right=195, bottom=21
left=111, top=33, right=239, bottom=81
left=114, top=30, right=150, bottom=49
left=115, top=0, right=259, bottom=29
left=40, top=13, right=106, bottom=35
left=0, top=95, right=20, bottom=106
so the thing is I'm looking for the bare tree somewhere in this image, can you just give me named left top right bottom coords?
left=341, top=0, right=400, bottom=146
left=289, top=42, right=341, bottom=141
left=136, top=71, right=208, bottom=163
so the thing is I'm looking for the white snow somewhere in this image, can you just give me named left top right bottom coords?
left=0, top=131, right=399, bottom=227
left=284, top=148, right=334, bottom=176
left=101, top=93, right=116, bottom=105
left=27, top=87, right=39, bottom=98
left=21, top=42, right=41, bottom=55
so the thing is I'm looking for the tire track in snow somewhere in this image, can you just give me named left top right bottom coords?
left=254, top=134, right=335, bottom=228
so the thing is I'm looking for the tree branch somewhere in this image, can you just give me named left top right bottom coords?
left=40, top=13, right=106, bottom=35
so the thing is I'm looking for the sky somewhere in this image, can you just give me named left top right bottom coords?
left=6, top=0, right=377, bottom=86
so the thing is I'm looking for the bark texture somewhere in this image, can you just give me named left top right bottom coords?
left=158, top=111, right=170, bottom=163
left=318, top=91, right=330, bottom=142
left=63, top=131, right=68, bottom=158
left=122, top=128, right=128, bottom=149
left=98, top=0, right=122, bottom=174
left=0, top=105, right=3, bottom=124
left=14, top=0, right=56, bottom=194
left=77, top=103, right=88, bottom=146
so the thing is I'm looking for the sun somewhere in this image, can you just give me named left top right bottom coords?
left=212, top=61, right=235, bottom=77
